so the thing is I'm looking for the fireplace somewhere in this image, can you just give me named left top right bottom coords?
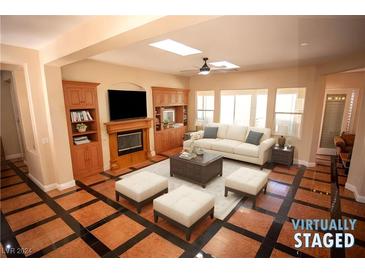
left=105, top=118, right=153, bottom=170
left=117, top=130, right=143, bottom=156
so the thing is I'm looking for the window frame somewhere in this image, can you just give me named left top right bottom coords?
left=220, top=89, right=268, bottom=127
left=274, top=87, right=306, bottom=138
left=196, top=90, right=215, bottom=123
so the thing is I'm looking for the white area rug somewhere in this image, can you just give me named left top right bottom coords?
left=122, top=158, right=270, bottom=220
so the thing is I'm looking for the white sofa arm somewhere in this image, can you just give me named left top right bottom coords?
left=259, top=138, right=275, bottom=153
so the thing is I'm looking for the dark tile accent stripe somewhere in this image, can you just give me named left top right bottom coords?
left=0, top=181, right=25, bottom=189
left=67, top=198, right=100, bottom=213
left=274, top=242, right=313, bottom=258
left=13, top=215, right=59, bottom=235
left=4, top=201, right=45, bottom=216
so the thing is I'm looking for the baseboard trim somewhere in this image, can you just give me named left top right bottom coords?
left=5, top=153, right=24, bottom=160
left=27, top=173, right=75, bottom=193
left=345, top=183, right=365, bottom=203
left=294, top=159, right=316, bottom=167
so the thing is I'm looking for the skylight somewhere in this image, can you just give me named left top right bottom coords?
left=149, top=39, right=202, bottom=56
left=210, top=61, right=240, bottom=69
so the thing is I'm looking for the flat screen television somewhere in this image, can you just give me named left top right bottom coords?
left=108, top=90, right=147, bottom=121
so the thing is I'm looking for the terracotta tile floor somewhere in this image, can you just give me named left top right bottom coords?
left=277, top=221, right=330, bottom=258
left=228, top=207, right=274, bottom=236
left=71, top=201, right=117, bottom=227
left=203, top=227, right=261, bottom=258
left=1, top=192, right=42, bottom=214
left=268, top=172, right=295, bottom=184
left=0, top=176, right=23, bottom=187
left=55, top=190, right=96, bottom=210
left=345, top=245, right=365, bottom=258
left=43, top=238, right=99, bottom=258
left=299, top=178, right=331, bottom=194
left=120, top=233, right=184, bottom=258
left=104, top=167, right=133, bottom=177
left=1, top=183, right=31, bottom=199
left=288, top=202, right=330, bottom=220
left=1, top=170, right=17, bottom=177
left=339, top=186, right=355, bottom=199
left=303, top=170, right=331, bottom=182
left=270, top=248, right=294, bottom=258
left=79, top=174, right=109, bottom=186
left=91, top=215, right=145, bottom=250
left=254, top=193, right=284, bottom=213
left=5, top=203, right=55, bottom=231
left=266, top=180, right=290, bottom=197
left=47, top=185, right=80, bottom=198
left=341, top=198, right=365, bottom=218
left=294, top=188, right=331, bottom=209
left=16, top=218, right=74, bottom=256
left=2, top=156, right=364, bottom=258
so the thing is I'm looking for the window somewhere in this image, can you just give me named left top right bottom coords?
left=220, top=89, right=268, bottom=127
left=196, top=90, right=214, bottom=123
left=274, top=87, right=306, bottom=138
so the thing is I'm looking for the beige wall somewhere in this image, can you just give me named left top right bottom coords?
left=189, top=65, right=319, bottom=165
left=0, top=70, right=22, bottom=158
left=0, top=44, right=59, bottom=188
left=61, top=59, right=189, bottom=169
left=346, top=92, right=365, bottom=202
left=44, top=65, right=74, bottom=185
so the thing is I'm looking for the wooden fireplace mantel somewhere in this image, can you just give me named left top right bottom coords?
left=105, top=118, right=153, bottom=170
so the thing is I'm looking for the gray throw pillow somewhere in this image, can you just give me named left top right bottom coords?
left=203, top=127, right=218, bottom=139
left=245, top=130, right=264, bottom=145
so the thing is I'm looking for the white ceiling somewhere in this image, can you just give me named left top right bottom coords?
left=0, top=15, right=94, bottom=49
left=90, top=16, right=365, bottom=75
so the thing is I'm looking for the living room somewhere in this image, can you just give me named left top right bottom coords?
left=1, top=10, right=365, bottom=267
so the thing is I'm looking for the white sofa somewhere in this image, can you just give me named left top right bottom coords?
left=183, top=123, right=275, bottom=168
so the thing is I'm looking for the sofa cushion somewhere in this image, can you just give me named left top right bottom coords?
left=211, top=139, right=243, bottom=154
left=247, top=127, right=271, bottom=142
left=207, top=123, right=228, bottom=139
left=226, top=125, right=248, bottom=142
left=203, top=127, right=218, bottom=139
left=245, top=130, right=264, bottom=145
left=234, top=143, right=260, bottom=157
left=194, top=138, right=220, bottom=150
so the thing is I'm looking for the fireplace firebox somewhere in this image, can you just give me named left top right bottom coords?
left=117, top=130, right=143, bottom=156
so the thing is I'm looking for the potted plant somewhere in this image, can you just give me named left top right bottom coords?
left=76, top=123, right=88, bottom=133
left=163, top=119, right=169, bottom=129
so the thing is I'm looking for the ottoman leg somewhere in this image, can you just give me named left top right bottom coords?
left=153, top=211, right=158, bottom=223
left=186, top=230, right=191, bottom=241
left=253, top=197, right=257, bottom=209
left=115, top=192, right=119, bottom=201
left=210, top=208, right=214, bottom=219
left=264, top=184, right=267, bottom=194
left=136, top=204, right=142, bottom=214
left=224, top=187, right=228, bottom=197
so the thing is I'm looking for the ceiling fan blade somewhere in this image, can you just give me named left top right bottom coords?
left=180, top=69, right=199, bottom=73
left=210, top=68, right=239, bottom=73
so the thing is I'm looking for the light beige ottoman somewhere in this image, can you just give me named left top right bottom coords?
left=153, top=185, right=214, bottom=241
left=224, top=167, right=268, bottom=209
left=115, top=171, right=168, bottom=213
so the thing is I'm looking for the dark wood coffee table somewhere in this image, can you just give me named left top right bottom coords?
left=170, top=152, right=223, bottom=188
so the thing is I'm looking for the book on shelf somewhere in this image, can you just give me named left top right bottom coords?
left=70, top=110, right=93, bottom=122
left=73, top=136, right=91, bottom=145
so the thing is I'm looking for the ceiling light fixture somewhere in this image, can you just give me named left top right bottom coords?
left=149, top=39, right=202, bottom=56
left=300, top=42, right=309, bottom=47
left=209, top=61, right=240, bottom=69
left=198, top=57, right=210, bottom=75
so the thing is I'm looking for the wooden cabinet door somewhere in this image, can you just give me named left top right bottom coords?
left=177, top=92, right=184, bottom=105
left=67, top=87, right=84, bottom=108
left=72, top=145, right=89, bottom=176
left=183, top=92, right=189, bottom=105
left=82, top=88, right=96, bottom=108
left=87, top=143, right=102, bottom=171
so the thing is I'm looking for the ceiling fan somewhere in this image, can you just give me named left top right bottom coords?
left=180, top=57, right=239, bottom=75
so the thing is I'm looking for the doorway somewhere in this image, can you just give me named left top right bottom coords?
left=318, top=89, right=359, bottom=155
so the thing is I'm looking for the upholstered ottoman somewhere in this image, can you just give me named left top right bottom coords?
left=115, top=171, right=168, bottom=213
left=224, top=167, right=268, bottom=209
left=153, top=185, right=214, bottom=241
